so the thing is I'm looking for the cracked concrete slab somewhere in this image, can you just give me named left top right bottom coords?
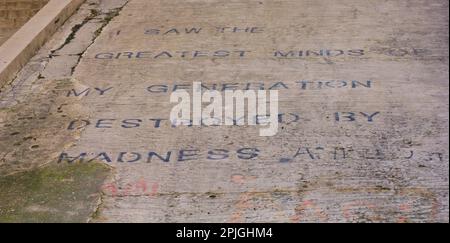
left=0, top=0, right=449, bottom=223
left=0, top=0, right=85, bottom=87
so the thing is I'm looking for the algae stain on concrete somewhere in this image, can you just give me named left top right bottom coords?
left=0, top=162, right=111, bottom=223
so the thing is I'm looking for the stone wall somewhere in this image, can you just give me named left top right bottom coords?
left=0, top=0, right=49, bottom=45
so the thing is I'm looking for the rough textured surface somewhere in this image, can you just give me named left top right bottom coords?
left=0, top=78, right=91, bottom=176
left=0, top=0, right=86, bottom=88
left=0, top=0, right=448, bottom=223
left=0, top=161, right=111, bottom=223
left=0, top=0, right=49, bottom=45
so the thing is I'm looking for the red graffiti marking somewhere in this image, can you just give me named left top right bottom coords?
left=229, top=192, right=254, bottom=223
left=102, top=179, right=159, bottom=197
left=342, top=201, right=378, bottom=222
left=290, top=200, right=328, bottom=222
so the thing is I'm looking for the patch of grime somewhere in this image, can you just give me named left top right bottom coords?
left=0, top=161, right=111, bottom=223
left=0, top=78, right=89, bottom=176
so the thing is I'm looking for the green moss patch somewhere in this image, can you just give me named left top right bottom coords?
left=0, top=162, right=111, bottom=223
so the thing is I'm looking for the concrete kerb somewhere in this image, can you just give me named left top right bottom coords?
left=0, top=0, right=85, bottom=88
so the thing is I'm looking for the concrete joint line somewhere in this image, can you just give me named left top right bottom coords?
left=0, top=0, right=86, bottom=88
left=69, top=0, right=130, bottom=76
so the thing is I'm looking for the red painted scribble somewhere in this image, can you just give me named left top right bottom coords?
left=229, top=192, right=254, bottom=223
left=397, top=203, right=411, bottom=223
left=342, top=201, right=378, bottom=222
left=398, top=188, right=440, bottom=222
left=290, top=200, right=328, bottom=222
left=228, top=173, right=441, bottom=222
left=231, top=174, right=257, bottom=184
left=102, top=179, right=159, bottom=197
left=231, top=174, right=246, bottom=184
left=341, top=196, right=439, bottom=223
left=101, top=183, right=118, bottom=197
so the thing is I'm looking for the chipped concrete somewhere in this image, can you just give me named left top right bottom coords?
left=0, top=0, right=449, bottom=223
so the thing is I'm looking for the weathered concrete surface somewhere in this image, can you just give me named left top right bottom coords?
left=0, top=0, right=123, bottom=222
left=0, top=0, right=85, bottom=88
left=0, top=161, right=111, bottom=223
left=0, top=0, right=449, bottom=223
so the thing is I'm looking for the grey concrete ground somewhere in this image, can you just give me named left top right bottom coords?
left=0, top=0, right=448, bottom=222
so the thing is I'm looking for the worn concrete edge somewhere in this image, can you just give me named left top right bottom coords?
left=0, top=0, right=85, bottom=88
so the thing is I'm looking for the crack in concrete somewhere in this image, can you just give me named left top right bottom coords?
left=88, top=166, right=118, bottom=222
left=100, top=189, right=304, bottom=199
left=1, top=0, right=130, bottom=106
left=88, top=191, right=106, bottom=222
left=50, top=9, right=100, bottom=55
left=71, top=0, right=130, bottom=76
